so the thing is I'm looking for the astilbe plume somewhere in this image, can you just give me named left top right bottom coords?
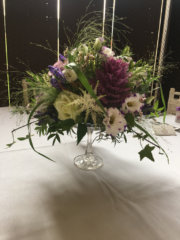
left=90, top=58, right=131, bottom=108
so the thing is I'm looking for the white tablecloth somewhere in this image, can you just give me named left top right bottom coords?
left=1, top=107, right=180, bottom=240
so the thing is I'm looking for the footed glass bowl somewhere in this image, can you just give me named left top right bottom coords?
left=74, top=124, right=103, bottom=171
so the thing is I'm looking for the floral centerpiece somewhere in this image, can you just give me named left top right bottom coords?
left=7, top=37, right=168, bottom=169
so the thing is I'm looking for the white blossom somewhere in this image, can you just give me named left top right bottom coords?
left=62, top=69, right=77, bottom=83
left=103, top=108, right=127, bottom=137
left=121, top=93, right=144, bottom=113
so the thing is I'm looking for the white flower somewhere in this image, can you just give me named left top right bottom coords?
left=71, top=48, right=77, bottom=56
left=124, top=56, right=132, bottom=62
left=121, top=93, right=144, bottom=113
left=62, top=69, right=77, bottom=82
left=100, top=46, right=115, bottom=60
left=54, top=91, right=79, bottom=121
left=103, top=108, right=127, bottom=137
left=93, top=37, right=104, bottom=52
left=78, top=44, right=88, bottom=54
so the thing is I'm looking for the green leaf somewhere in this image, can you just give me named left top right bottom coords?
left=123, top=133, right=127, bottom=143
left=52, top=137, right=56, bottom=146
left=57, top=130, right=64, bottom=135
left=150, top=112, right=155, bottom=116
left=145, top=96, right=155, bottom=104
left=56, top=134, right=61, bottom=143
left=47, top=134, right=56, bottom=140
left=27, top=101, right=55, bottom=162
left=138, top=144, right=155, bottom=161
left=157, top=107, right=164, bottom=112
left=66, top=63, right=107, bottom=116
left=154, top=100, right=159, bottom=110
left=155, top=111, right=159, bottom=117
left=58, top=119, right=75, bottom=129
left=134, top=122, right=169, bottom=163
left=17, top=137, right=27, bottom=141
left=129, top=60, right=134, bottom=70
left=77, top=123, right=87, bottom=145
left=135, top=59, right=142, bottom=67
left=125, top=113, right=135, bottom=127
left=6, top=142, right=16, bottom=148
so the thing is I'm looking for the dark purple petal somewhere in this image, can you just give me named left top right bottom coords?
left=48, top=65, right=66, bottom=83
left=59, top=54, right=66, bottom=62
left=50, top=78, right=62, bottom=91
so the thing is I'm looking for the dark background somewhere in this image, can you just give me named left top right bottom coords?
left=0, top=0, right=179, bottom=107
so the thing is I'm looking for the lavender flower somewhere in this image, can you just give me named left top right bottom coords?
left=59, top=54, right=66, bottom=62
left=50, top=78, right=62, bottom=91
left=48, top=65, right=66, bottom=83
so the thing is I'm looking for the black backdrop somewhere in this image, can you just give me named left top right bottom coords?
left=0, top=0, right=179, bottom=107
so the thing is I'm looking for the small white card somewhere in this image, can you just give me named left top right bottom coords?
left=152, top=124, right=176, bottom=136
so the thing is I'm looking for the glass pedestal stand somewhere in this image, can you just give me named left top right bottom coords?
left=74, top=126, right=103, bottom=171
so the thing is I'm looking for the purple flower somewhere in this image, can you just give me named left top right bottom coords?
left=176, top=107, right=180, bottom=111
left=90, top=58, right=131, bottom=108
left=48, top=65, right=66, bottom=83
left=50, top=78, right=62, bottom=91
left=59, top=54, right=66, bottom=62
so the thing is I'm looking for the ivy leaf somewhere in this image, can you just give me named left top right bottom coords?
left=125, top=113, right=135, bottom=127
left=77, top=123, right=87, bottom=145
left=138, top=144, right=155, bottom=161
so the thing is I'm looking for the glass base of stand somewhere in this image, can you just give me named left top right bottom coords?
left=74, top=154, right=103, bottom=171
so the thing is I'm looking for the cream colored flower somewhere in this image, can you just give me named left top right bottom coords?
left=93, top=37, right=104, bottom=52
left=62, top=69, right=77, bottom=83
left=121, top=93, right=144, bottom=113
left=71, top=48, right=77, bottom=56
left=78, top=44, right=88, bottom=54
left=103, top=108, right=127, bottom=137
left=54, top=91, right=79, bottom=121
left=100, top=46, right=115, bottom=61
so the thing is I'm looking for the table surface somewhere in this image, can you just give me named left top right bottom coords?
left=1, top=107, right=180, bottom=240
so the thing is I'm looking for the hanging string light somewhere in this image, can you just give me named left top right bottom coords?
left=102, top=0, right=107, bottom=38
left=57, top=0, right=60, bottom=61
left=2, top=0, right=10, bottom=106
left=111, top=0, right=116, bottom=50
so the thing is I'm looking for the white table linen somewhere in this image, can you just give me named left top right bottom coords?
left=1, top=107, right=180, bottom=240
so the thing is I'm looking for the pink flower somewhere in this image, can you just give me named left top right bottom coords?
left=103, top=108, right=127, bottom=137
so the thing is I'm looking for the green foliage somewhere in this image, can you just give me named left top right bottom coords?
left=6, top=142, right=16, bottom=148
left=125, top=113, right=135, bottom=128
left=66, top=63, right=107, bottom=116
left=17, top=134, right=33, bottom=141
left=77, top=123, right=87, bottom=145
left=138, top=144, right=155, bottom=162
left=134, top=121, right=169, bottom=163
left=145, top=96, right=155, bottom=104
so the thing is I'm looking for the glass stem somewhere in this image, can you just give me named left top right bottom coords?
left=85, top=127, right=93, bottom=156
